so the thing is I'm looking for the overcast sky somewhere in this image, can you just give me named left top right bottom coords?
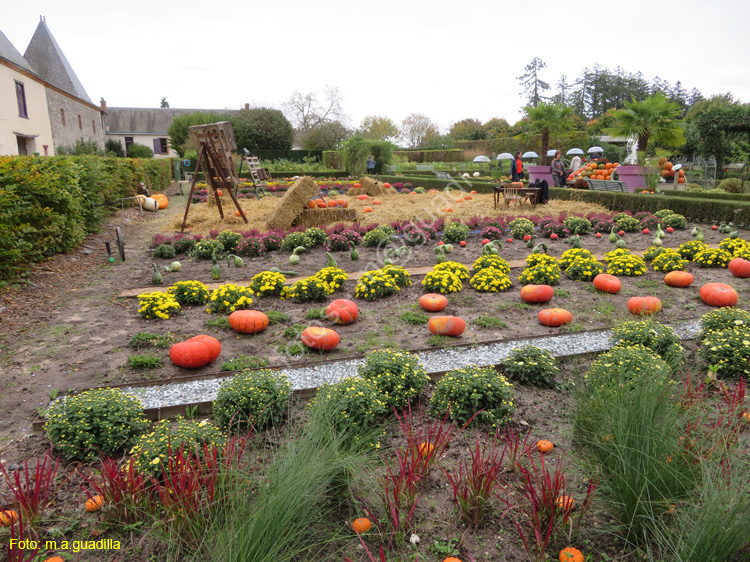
left=4, top=0, right=750, bottom=133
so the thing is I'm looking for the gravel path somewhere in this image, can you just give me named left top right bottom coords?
left=121, top=319, right=702, bottom=410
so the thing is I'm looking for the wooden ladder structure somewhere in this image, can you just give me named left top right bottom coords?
left=180, top=122, right=248, bottom=231
left=242, top=154, right=271, bottom=199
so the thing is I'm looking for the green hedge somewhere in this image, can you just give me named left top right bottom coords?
left=0, top=155, right=171, bottom=283
left=663, top=189, right=750, bottom=203
left=550, top=188, right=750, bottom=226
left=252, top=149, right=325, bottom=162
left=393, top=149, right=464, bottom=163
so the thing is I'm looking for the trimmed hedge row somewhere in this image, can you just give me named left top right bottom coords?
left=663, top=189, right=750, bottom=203
left=0, top=155, right=171, bottom=283
left=549, top=188, right=750, bottom=226
left=392, top=149, right=464, bottom=163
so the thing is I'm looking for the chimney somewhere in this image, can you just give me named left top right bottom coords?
left=245, top=103, right=250, bottom=110
left=100, top=98, right=107, bottom=111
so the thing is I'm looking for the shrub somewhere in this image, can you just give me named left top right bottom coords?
left=312, top=267, right=348, bottom=294
left=433, top=260, right=470, bottom=281
left=677, top=240, right=707, bottom=260
left=565, top=258, right=603, bottom=281
left=443, top=221, right=470, bottom=244
left=718, top=237, right=749, bottom=256
left=168, top=280, right=210, bottom=306
left=507, top=218, right=535, bottom=239
left=213, top=369, right=292, bottom=432
left=362, top=226, right=394, bottom=248
left=651, top=250, right=689, bottom=272
left=592, top=218, right=617, bottom=234
left=191, top=238, right=225, bottom=260
left=430, top=365, right=515, bottom=427
left=559, top=248, right=595, bottom=270
left=607, top=254, right=647, bottom=276
left=126, top=144, right=154, bottom=158
left=470, top=267, right=513, bottom=292
left=584, top=344, right=671, bottom=393
left=614, top=215, right=640, bottom=232
left=525, top=253, right=558, bottom=268
left=153, top=244, right=176, bottom=259
left=205, top=284, right=255, bottom=313
left=654, top=209, right=675, bottom=219
left=311, top=377, right=386, bottom=433
left=472, top=255, right=510, bottom=274
left=518, top=263, right=561, bottom=285
left=280, top=231, right=313, bottom=252
left=610, top=321, right=683, bottom=372
left=643, top=245, right=668, bottom=261
left=603, top=248, right=631, bottom=263
left=422, top=269, right=463, bottom=294
left=130, top=418, right=225, bottom=474
left=661, top=213, right=687, bottom=229
left=173, top=237, right=196, bottom=255
left=563, top=216, right=591, bottom=235
left=382, top=265, right=412, bottom=288
left=304, top=227, right=327, bottom=246
left=324, top=234, right=350, bottom=252
left=137, top=291, right=181, bottom=319
left=700, top=307, right=750, bottom=340
left=261, top=232, right=284, bottom=251
left=481, top=225, right=504, bottom=241
left=341, top=229, right=363, bottom=245
left=501, top=345, right=559, bottom=386
left=284, top=277, right=327, bottom=302
left=249, top=270, right=286, bottom=297
left=414, top=186, right=426, bottom=194
left=234, top=236, right=264, bottom=257
left=217, top=230, right=243, bottom=254
left=693, top=248, right=732, bottom=268
left=45, top=388, right=149, bottom=461
left=700, top=328, right=750, bottom=378
left=637, top=214, right=665, bottom=231
left=355, top=269, right=400, bottom=300
left=358, top=349, right=429, bottom=409
left=540, top=221, right=570, bottom=238
left=403, top=226, right=429, bottom=247
left=718, top=177, right=744, bottom=193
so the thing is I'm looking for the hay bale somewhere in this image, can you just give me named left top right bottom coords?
left=267, top=177, right=320, bottom=230
left=294, top=208, right=358, bottom=228
left=359, top=177, right=391, bottom=197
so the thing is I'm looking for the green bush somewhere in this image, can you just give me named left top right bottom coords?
left=643, top=245, right=668, bottom=261
left=501, top=346, right=559, bottom=386
left=217, top=230, right=243, bottom=254
left=678, top=240, right=708, bottom=260
left=651, top=250, right=688, bottom=273
left=355, top=269, right=401, bottom=300
left=433, top=260, right=470, bottom=281
left=430, top=365, right=515, bottom=427
left=507, top=218, right=535, bottom=239
left=654, top=209, right=675, bottom=219
left=153, top=244, right=176, bottom=259
left=693, top=248, right=732, bottom=268
left=563, top=216, right=591, bottom=235
left=614, top=214, right=640, bottom=232
left=362, top=226, right=395, bottom=248
left=472, top=255, right=510, bottom=274
left=131, top=418, right=226, bottom=474
left=358, top=349, right=429, bottom=409
left=718, top=177, right=744, bottom=193
left=173, top=237, right=196, bottom=255
left=45, top=388, right=149, bottom=461
left=470, top=267, right=513, bottom=292
left=213, top=369, right=292, bottom=432
left=422, top=269, right=463, bottom=294
left=442, top=221, right=470, bottom=244
left=661, top=213, right=687, bottom=229
left=518, top=263, right=561, bottom=285
left=280, top=231, right=313, bottom=252
left=700, top=328, right=750, bottom=378
left=311, top=377, right=387, bottom=433
left=304, top=227, right=327, bottom=246
left=559, top=248, right=595, bottom=270
left=565, top=258, right=603, bottom=281
left=168, top=280, right=210, bottom=306
left=126, top=144, right=154, bottom=158
left=191, top=238, right=225, bottom=259
left=584, top=345, right=671, bottom=393
left=284, top=277, right=327, bottom=302
left=607, top=254, right=647, bottom=276
left=610, top=321, right=683, bottom=372
left=381, top=265, right=412, bottom=288
left=700, top=307, right=750, bottom=340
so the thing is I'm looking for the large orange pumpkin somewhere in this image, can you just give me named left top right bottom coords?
left=307, top=200, right=316, bottom=209
left=627, top=296, right=662, bottom=315
left=352, top=517, right=371, bottom=533
left=664, top=271, right=694, bottom=288
left=419, top=293, right=449, bottom=312
left=316, top=202, right=328, bottom=208
left=169, top=335, right=221, bottom=368
left=383, top=183, right=391, bottom=188
left=559, top=547, right=584, bottom=562
left=538, top=308, right=573, bottom=327
left=228, top=310, right=269, bottom=334
left=301, top=327, right=340, bottom=351
left=520, top=284, right=554, bottom=304
left=728, top=258, right=750, bottom=278
left=699, top=283, right=739, bottom=307
left=325, top=299, right=359, bottom=325
left=327, top=200, right=338, bottom=208
left=428, top=316, right=466, bottom=337
left=336, top=198, right=348, bottom=208
left=152, top=193, right=169, bottom=209
left=357, top=194, right=370, bottom=201
left=593, top=274, right=621, bottom=294
left=511, top=182, right=524, bottom=188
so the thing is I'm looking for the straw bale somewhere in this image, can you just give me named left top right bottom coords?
left=358, top=177, right=391, bottom=197
left=293, top=208, right=358, bottom=228
left=267, top=177, right=320, bottom=230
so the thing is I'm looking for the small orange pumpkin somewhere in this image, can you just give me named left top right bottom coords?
left=358, top=194, right=370, bottom=200
left=511, top=181, right=524, bottom=188
left=372, top=199, right=382, bottom=205
left=152, top=193, right=169, bottom=209
left=0, top=509, right=18, bottom=526
left=559, top=547, right=584, bottom=562
left=228, top=310, right=269, bottom=334
left=234, top=209, right=244, bottom=217
left=538, top=308, right=573, bottom=327
left=307, top=200, right=316, bottom=209
left=520, top=284, right=554, bottom=304
left=353, top=183, right=362, bottom=188
left=627, top=296, right=662, bottom=316
left=352, top=517, right=371, bottom=533
left=215, top=189, right=223, bottom=197
left=664, top=271, right=694, bottom=288
left=536, top=440, right=554, bottom=453
left=728, top=258, right=750, bottom=278
left=455, top=198, right=464, bottom=203
left=363, top=207, right=374, bottom=213
left=383, top=182, right=391, bottom=188
left=418, top=442, right=434, bottom=457
left=301, top=327, right=340, bottom=351
left=419, top=293, right=449, bottom=312
left=556, top=495, right=575, bottom=511
left=593, top=274, right=621, bottom=294
left=428, top=316, right=466, bottom=337
left=336, top=198, right=348, bottom=208
left=464, top=195, right=473, bottom=200
left=699, top=283, right=739, bottom=307
left=443, top=559, right=463, bottom=562
left=316, top=202, right=328, bottom=208
left=85, top=495, right=104, bottom=513
left=327, top=200, right=338, bottom=208
left=43, top=557, right=66, bottom=562
left=442, top=207, right=454, bottom=213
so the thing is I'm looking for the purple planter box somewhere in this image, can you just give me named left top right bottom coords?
left=528, top=165, right=554, bottom=186
left=614, top=166, right=647, bottom=192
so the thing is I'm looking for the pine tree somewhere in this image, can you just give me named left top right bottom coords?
left=517, top=57, right=550, bottom=107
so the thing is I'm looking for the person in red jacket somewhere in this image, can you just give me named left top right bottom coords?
left=511, top=151, right=524, bottom=182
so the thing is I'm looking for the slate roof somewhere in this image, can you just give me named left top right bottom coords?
left=23, top=20, right=91, bottom=103
left=0, top=29, right=36, bottom=73
left=106, top=108, right=238, bottom=135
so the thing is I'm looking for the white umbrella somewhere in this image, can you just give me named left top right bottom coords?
left=587, top=146, right=604, bottom=154
left=473, top=155, right=491, bottom=163
left=547, top=149, right=558, bottom=158
left=566, top=148, right=584, bottom=156
left=497, top=153, right=513, bottom=160
left=522, top=151, right=539, bottom=159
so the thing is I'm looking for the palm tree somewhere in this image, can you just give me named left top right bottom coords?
left=523, top=103, right=575, bottom=165
left=605, top=93, right=685, bottom=154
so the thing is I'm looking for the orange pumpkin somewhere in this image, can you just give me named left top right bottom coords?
left=352, top=517, right=371, bottom=533
left=327, top=200, right=338, bottom=208
left=169, top=335, right=221, bottom=368
left=464, top=195, right=473, bottom=200
left=372, top=199, right=382, bottom=205
left=627, top=296, right=662, bottom=315
left=316, top=202, right=328, bottom=208
left=442, top=207, right=454, bottom=213
left=511, top=182, right=524, bottom=188
left=215, top=189, right=223, bottom=197
left=556, top=495, right=575, bottom=511
left=234, top=209, right=244, bottom=217
left=383, top=182, right=391, bottom=188
left=443, top=559, right=463, bottom=562
left=419, top=293, right=449, bottom=312
left=43, top=557, right=66, bottom=562
left=728, top=258, right=750, bottom=278
left=152, top=193, right=169, bottom=209
left=357, top=194, right=370, bottom=200
left=228, top=310, right=269, bottom=334
left=325, top=299, right=359, bottom=325
left=0, top=509, right=18, bottom=526
left=307, top=200, right=316, bottom=209
left=593, top=274, right=622, bottom=294
left=418, top=442, right=434, bottom=457
left=363, top=207, right=374, bottom=213
left=85, top=495, right=104, bottom=512
left=353, top=183, right=362, bottom=188
left=699, top=283, right=739, bottom=307
left=559, top=547, right=584, bottom=562
left=428, top=316, right=466, bottom=337
left=336, top=198, right=348, bottom=208
left=520, top=284, right=554, bottom=304
left=455, top=198, right=464, bottom=203
left=664, top=271, right=694, bottom=288
left=536, top=440, right=554, bottom=453
left=301, top=327, right=340, bottom=351
left=538, top=308, right=573, bottom=327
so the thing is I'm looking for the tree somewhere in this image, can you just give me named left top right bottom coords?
left=160, top=97, right=170, bottom=108
left=167, top=111, right=231, bottom=157
left=299, top=120, right=351, bottom=150
left=605, top=93, right=685, bottom=155
left=400, top=114, right=440, bottom=149
left=342, top=135, right=393, bottom=176
left=231, top=108, right=294, bottom=151
left=283, top=86, right=345, bottom=132
left=523, top=102, right=575, bottom=165
left=517, top=57, right=550, bottom=107
left=483, top=118, right=511, bottom=139
left=448, top=118, right=486, bottom=141
left=422, top=135, right=454, bottom=150
left=357, top=115, right=399, bottom=142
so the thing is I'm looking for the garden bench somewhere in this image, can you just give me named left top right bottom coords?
left=386, top=165, right=400, bottom=174
left=586, top=179, right=629, bottom=192
left=434, top=171, right=453, bottom=180
left=416, top=164, right=435, bottom=171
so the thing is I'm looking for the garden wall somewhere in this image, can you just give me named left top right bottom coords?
left=0, top=155, right=171, bottom=283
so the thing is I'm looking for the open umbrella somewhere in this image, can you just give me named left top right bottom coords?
left=522, top=151, right=539, bottom=159
left=566, top=148, right=584, bottom=156
left=473, top=155, right=491, bottom=163
left=587, top=146, right=604, bottom=154
left=497, top=153, right=513, bottom=160
left=547, top=149, right=559, bottom=158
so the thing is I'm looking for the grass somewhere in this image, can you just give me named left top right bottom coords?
left=635, top=279, right=660, bottom=289
left=266, top=311, right=291, bottom=325
left=399, top=309, right=431, bottom=325
left=553, top=289, right=570, bottom=298
left=220, top=354, right=271, bottom=372
left=560, top=322, right=584, bottom=332
left=277, top=342, right=308, bottom=356
left=472, top=315, right=508, bottom=329
left=282, top=324, right=306, bottom=339
left=427, top=334, right=453, bottom=347
left=127, top=354, right=164, bottom=369
left=498, top=302, right=531, bottom=312
left=205, top=316, right=232, bottom=330
left=304, top=307, right=327, bottom=320
left=129, top=332, right=173, bottom=349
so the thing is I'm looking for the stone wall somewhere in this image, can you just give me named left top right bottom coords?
left=46, top=89, right=105, bottom=151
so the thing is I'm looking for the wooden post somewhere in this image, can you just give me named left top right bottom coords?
left=180, top=142, right=206, bottom=232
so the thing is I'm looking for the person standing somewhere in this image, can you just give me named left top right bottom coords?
left=551, top=150, right=566, bottom=187
left=570, top=154, right=582, bottom=175
left=366, top=155, right=376, bottom=175
left=511, top=151, right=524, bottom=182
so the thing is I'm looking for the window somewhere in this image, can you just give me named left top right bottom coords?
left=78, top=115, right=82, bottom=130
left=15, top=81, right=28, bottom=118
left=124, top=137, right=134, bottom=152
left=92, top=120, right=96, bottom=133
left=60, top=108, right=66, bottom=125
left=153, top=138, right=169, bottom=155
